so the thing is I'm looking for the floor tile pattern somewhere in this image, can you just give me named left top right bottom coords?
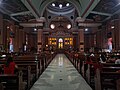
left=30, top=54, right=92, bottom=90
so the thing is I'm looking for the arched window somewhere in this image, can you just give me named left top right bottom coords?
left=58, top=38, right=63, bottom=49
left=59, top=38, right=63, bottom=42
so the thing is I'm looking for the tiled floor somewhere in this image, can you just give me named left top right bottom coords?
left=30, top=54, right=92, bottom=90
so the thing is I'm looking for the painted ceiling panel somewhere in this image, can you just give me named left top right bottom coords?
left=93, top=0, right=120, bottom=14
left=86, top=0, right=120, bottom=22
left=87, top=13, right=108, bottom=22
left=12, top=14, right=35, bottom=22
left=0, top=0, right=28, bottom=14
left=0, top=0, right=119, bottom=24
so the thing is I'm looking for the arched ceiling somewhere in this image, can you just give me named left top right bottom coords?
left=46, top=1, right=75, bottom=15
left=21, top=0, right=95, bottom=18
left=0, top=0, right=120, bottom=26
left=37, top=0, right=82, bottom=17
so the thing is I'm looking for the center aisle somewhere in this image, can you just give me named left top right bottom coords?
left=30, top=54, right=92, bottom=90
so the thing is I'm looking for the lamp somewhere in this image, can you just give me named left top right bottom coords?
left=50, top=24, right=55, bottom=29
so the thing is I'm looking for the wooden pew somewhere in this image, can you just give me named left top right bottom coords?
left=0, top=83, right=4, bottom=90
left=39, top=52, right=56, bottom=71
left=85, top=62, right=98, bottom=89
left=0, top=71, right=23, bottom=90
left=95, top=65, right=120, bottom=90
left=0, top=53, right=55, bottom=90
left=0, top=58, right=39, bottom=89
left=83, top=54, right=100, bottom=89
left=102, top=63, right=120, bottom=67
left=77, top=54, right=85, bottom=73
left=14, top=55, right=41, bottom=78
left=18, top=66, right=31, bottom=89
left=0, top=59, right=40, bottom=80
left=14, top=53, right=55, bottom=84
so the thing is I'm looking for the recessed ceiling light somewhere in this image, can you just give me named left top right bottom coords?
left=85, top=28, right=88, bottom=31
left=66, top=3, right=69, bottom=6
left=50, top=24, right=55, bottom=29
left=59, top=4, right=62, bottom=9
left=52, top=3, right=55, bottom=7
left=34, top=28, right=37, bottom=31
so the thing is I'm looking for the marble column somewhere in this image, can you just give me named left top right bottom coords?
left=78, top=27, right=84, bottom=52
left=37, top=17, right=46, bottom=52
left=76, top=17, right=85, bottom=52
left=37, top=27, right=43, bottom=52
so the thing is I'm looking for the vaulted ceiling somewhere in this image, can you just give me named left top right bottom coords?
left=0, top=0, right=120, bottom=27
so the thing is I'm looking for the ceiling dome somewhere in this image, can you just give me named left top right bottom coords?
left=47, top=1, right=75, bottom=14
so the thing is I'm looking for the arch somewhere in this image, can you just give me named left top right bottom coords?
left=46, top=7, right=75, bottom=15
left=49, top=15, right=72, bottom=25
left=59, top=38, right=63, bottom=42
left=46, top=15, right=73, bottom=27
left=58, top=38, right=63, bottom=49
left=39, top=0, right=81, bottom=17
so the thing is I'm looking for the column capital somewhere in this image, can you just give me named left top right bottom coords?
left=78, top=26, right=84, bottom=29
left=36, top=17, right=46, bottom=23
left=37, top=26, right=43, bottom=30
left=75, top=17, right=85, bottom=23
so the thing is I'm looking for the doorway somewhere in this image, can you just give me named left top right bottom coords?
left=58, top=38, right=63, bottom=49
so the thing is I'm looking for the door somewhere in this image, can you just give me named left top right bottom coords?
left=58, top=38, right=63, bottom=49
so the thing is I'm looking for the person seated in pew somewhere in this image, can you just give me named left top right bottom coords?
left=99, top=53, right=107, bottom=63
left=106, top=55, right=116, bottom=63
left=3, top=56, right=18, bottom=74
left=115, top=55, right=120, bottom=64
left=90, top=52, right=94, bottom=57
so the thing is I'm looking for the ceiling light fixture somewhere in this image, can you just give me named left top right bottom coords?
left=34, top=28, right=37, bottom=31
left=50, top=24, right=55, bottom=29
left=111, top=26, right=114, bottom=29
left=66, top=3, right=70, bottom=6
left=52, top=3, right=55, bottom=7
left=59, top=4, right=62, bottom=9
left=85, top=28, right=88, bottom=31
left=7, top=26, right=10, bottom=29
left=67, top=24, right=71, bottom=29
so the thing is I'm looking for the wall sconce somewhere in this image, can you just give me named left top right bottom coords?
left=67, top=24, right=71, bottom=29
left=7, top=26, right=10, bottom=29
left=111, top=26, right=114, bottom=29
left=50, top=24, right=55, bottom=29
